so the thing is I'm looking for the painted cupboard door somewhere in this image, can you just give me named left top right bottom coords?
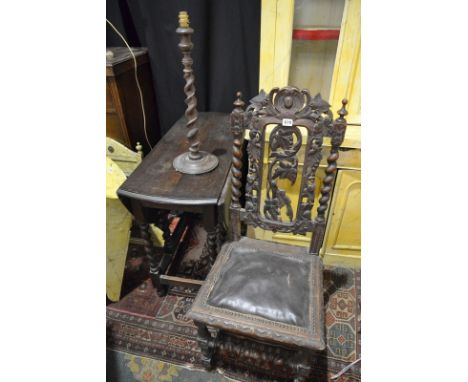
left=323, top=169, right=361, bottom=267
left=259, top=0, right=295, bottom=91
left=329, top=0, right=361, bottom=126
left=259, top=0, right=360, bottom=145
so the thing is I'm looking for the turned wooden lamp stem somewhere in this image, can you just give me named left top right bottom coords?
left=177, top=11, right=201, bottom=160
left=172, top=10, right=219, bottom=175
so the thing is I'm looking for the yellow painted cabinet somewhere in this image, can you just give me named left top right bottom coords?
left=257, top=0, right=361, bottom=267
left=259, top=0, right=360, bottom=126
left=322, top=170, right=361, bottom=267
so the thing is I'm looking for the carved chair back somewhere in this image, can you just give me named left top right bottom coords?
left=229, top=86, right=348, bottom=255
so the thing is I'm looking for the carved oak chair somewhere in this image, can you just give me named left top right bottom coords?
left=187, top=86, right=348, bottom=381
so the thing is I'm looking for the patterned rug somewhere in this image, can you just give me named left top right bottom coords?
left=107, top=242, right=360, bottom=382
left=107, top=349, right=234, bottom=382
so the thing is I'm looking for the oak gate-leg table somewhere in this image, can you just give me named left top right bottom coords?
left=118, top=112, right=232, bottom=297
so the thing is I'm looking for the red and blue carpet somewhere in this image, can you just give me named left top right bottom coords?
left=107, top=243, right=360, bottom=382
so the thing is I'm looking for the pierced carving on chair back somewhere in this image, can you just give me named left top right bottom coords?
left=230, top=87, right=348, bottom=252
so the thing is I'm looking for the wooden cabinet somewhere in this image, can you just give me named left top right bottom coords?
left=256, top=0, right=361, bottom=267
left=106, top=47, right=160, bottom=154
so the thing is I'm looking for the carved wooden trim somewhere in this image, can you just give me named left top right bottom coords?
left=232, top=87, right=347, bottom=249
left=263, top=123, right=302, bottom=222
left=310, top=99, right=348, bottom=254
left=317, top=99, right=348, bottom=222
left=216, top=332, right=314, bottom=380
left=217, top=332, right=295, bottom=373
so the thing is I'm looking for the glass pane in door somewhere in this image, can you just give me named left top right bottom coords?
left=289, top=0, right=345, bottom=101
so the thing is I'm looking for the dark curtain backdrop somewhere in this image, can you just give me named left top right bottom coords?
left=106, top=0, right=260, bottom=136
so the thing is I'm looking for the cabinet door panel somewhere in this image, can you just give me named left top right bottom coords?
left=323, top=169, right=361, bottom=265
left=329, top=0, right=361, bottom=125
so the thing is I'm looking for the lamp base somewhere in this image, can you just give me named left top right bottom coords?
left=173, top=151, right=219, bottom=175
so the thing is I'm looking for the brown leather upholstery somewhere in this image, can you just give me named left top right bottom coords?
left=189, top=237, right=325, bottom=351
left=207, top=247, right=310, bottom=327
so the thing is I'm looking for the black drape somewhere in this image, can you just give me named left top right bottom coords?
left=106, top=0, right=260, bottom=136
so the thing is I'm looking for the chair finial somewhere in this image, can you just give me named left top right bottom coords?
left=338, top=98, right=348, bottom=120
left=233, top=91, right=245, bottom=109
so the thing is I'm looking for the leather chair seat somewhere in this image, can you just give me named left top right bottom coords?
left=208, top=246, right=310, bottom=327
left=189, top=237, right=325, bottom=350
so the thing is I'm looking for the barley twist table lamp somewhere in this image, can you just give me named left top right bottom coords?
left=173, top=11, right=219, bottom=174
